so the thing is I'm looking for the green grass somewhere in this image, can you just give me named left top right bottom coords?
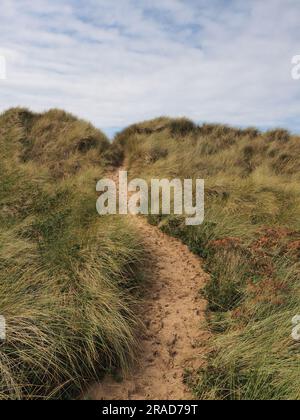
left=115, top=117, right=300, bottom=400
left=0, top=108, right=144, bottom=399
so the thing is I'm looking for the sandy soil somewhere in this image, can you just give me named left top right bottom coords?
left=90, top=170, right=209, bottom=400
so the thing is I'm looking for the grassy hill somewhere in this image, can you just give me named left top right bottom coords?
left=0, top=108, right=144, bottom=399
left=1, top=109, right=299, bottom=400
left=114, top=118, right=300, bottom=400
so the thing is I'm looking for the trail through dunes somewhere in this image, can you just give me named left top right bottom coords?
left=90, top=170, right=209, bottom=400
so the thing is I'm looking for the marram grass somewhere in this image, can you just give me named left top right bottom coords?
left=0, top=109, right=144, bottom=399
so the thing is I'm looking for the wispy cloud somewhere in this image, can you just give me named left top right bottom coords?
left=0, top=0, right=300, bottom=135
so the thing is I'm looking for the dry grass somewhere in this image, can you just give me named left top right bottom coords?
left=1, top=108, right=110, bottom=178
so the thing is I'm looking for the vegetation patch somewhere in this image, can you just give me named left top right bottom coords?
left=0, top=108, right=144, bottom=399
left=116, top=117, right=300, bottom=400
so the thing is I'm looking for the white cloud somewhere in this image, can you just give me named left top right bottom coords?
left=0, top=0, right=300, bottom=135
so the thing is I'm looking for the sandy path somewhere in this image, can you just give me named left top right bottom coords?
left=90, top=170, right=209, bottom=400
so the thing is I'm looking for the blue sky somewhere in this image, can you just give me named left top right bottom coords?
left=0, top=0, right=300, bottom=138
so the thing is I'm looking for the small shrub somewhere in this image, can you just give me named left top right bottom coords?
left=265, top=129, right=290, bottom=143
left=75, top=136, right=99, bottom=153
left=145, top=145, right=168, bottom=163
left=104, top=143, right=125, bottom=167
left=243, top=127, right=260, bottom=139
left=169, top=118, right=197, bottom=137
left=243, top=145, right=255, bottom=159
